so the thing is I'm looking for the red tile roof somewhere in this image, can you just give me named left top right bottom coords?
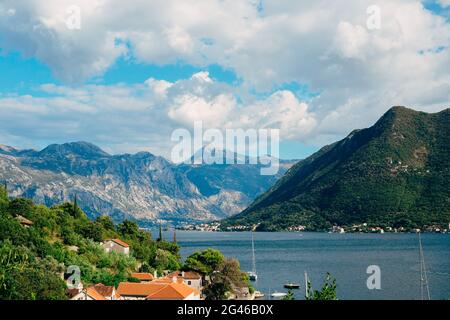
left=131, top=273, right=154, bottom=281
left=146, top=282, right=199, bottom=300
left=93, top=283, right=114, bottom=297
left=117, top=282, right=166, bottom=297
left=86, top=287, right=107, bottom=300
left=168, top=271, right=202, bottom=280
left=107, top=239, right=129, bottom=248
left=117, top=281, right=199, bottom=300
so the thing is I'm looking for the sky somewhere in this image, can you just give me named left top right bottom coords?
left=0, top=0, right=449, bottom=160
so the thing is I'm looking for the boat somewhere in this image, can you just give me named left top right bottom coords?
left=254, top=290, right=265, bottom=299
left=284, top=283, right=300, bottom=289
left=271, top=292, right=288, bottom=298
left=247, top=231, right=258, bottom=281
left=248, top=271, right=257, bottom=281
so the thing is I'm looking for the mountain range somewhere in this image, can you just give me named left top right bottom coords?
left=0, top=142, right=294, bottom=225
left=224, top=106, right=450, bottom=231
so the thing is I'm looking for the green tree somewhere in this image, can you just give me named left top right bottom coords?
left=154, top=249, right=180, bottom=271
left=282, top=289, right=295, bottom=300
left=7, top=198, right=34, bottom=218
left=96, top=215, right=116, bottom=231
left=157, top=223, right=163, bottom=241
left=184, top=249, right=224, bottom=274
left=118, top=220, right=140, bottom=238
left=203, top=258, right=247, bottom=300
left=0, top=183, right=8, bottom=212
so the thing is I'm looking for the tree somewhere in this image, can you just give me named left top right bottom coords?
left=306, top=273, right=338, bottom=300
left=184, top=249, right=224, bottom=274
left=203, top=258, right=247, bottom=300
left=79, top=222, right=103, bottom=242
left=157, top=223, right=163, bottom=241
left=7, top=198, right=34, bottom=218
left=154, top=249, right=180, bottom=271
left=0, top=182, right=8, bottom=211
left=0, top=242, right=66, bottom=300
left=282, top=289, right=295, bottom=300
left=73, top=194, right=78, bottom=217
left=96, top=215, right=116, bottom=231
left=118, top=220, right=140, bottom=238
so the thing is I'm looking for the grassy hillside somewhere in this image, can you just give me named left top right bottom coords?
left=223, top=106, right=450, bottom=231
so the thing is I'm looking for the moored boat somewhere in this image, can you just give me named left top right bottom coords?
left=247, top=231, right=258, bottom=281
left=284, top=283, right=300, bottom=289
left=271, top=292, right=288, bottom=298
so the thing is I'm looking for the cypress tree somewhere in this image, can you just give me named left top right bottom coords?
left=0, top=181, right=7, bottom=201
left=158, top=223, right=163, bottom=241
left=73, top=194, right=79, bottom=217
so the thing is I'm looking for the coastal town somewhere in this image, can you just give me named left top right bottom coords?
left=65, top=238, right=253, bottom=301
left=177, top=221, right=450, bottom=234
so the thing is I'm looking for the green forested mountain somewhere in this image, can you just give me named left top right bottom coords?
left=223, top=106, right=450, bottom=231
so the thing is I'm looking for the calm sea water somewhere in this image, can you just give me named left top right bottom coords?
left=162, top=231, right=450, bottom=300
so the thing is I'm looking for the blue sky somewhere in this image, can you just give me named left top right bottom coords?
left=0, top=0, right=449, bottom=160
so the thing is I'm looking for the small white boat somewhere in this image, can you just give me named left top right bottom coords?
left=247, top=271, right=257, bottom=281
left=254, top=290, right=265, bottom=299
left=271, top=292, right=288, bottom=298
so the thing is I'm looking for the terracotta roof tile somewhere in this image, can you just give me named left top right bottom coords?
left=131, top=273, right=154, bottom=281
left=116, top=282, right=166, bottom=297
left=93, top=283, right=114, bottom=297
left=146, top=282, right=198, bottom=300
left=108, top=239, right=129, bottom=248
left=168, top=271, right=202, bottom=280
left=86, top=287, right=107, bottom=300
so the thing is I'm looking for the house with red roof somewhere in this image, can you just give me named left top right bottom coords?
left=167, top=270, right=203, bottom=293
left=102, top=239, right=130, bottom=255
left=131, top=272, right=154, bottom=283
left=71, top=284, right=121, bottom=300
left=117, top=278, right=200, bottom=300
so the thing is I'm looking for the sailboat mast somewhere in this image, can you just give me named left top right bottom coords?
left=304, top=271, right=309, bottom=299
left=418, top=232, right=431, bottom=300
left=251, top=231, right=256, bottom=274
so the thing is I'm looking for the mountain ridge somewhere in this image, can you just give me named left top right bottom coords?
left=223, top=106, right=450, bottom=231
left=0, top=141, right=293, bottom=225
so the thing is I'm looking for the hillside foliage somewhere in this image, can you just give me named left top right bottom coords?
left=224, top=107, right=450, bottom=231
left=0, top=186, right=180, bottom=299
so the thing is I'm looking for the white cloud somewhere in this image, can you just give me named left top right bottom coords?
left=0, top=0, right=449, bottom=153
left=0, top=73, right=316, bottom=157
left=437, top=0, right=450, bottom=7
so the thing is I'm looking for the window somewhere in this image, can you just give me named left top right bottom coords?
left=188, top=281, right=191, bottom=285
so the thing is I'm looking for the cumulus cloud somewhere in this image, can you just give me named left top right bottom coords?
left=0, top=0, right=449, bottom=153
left=0, top=72, right=316, bottom=158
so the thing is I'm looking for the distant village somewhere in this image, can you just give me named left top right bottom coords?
left=177, top=220, right=449, bottom=234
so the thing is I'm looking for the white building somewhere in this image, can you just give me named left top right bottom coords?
left=102, top=239, right=130, bottom=255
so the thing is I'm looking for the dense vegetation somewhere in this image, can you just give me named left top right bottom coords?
left=224, top=107, right=450, bottom=231
left=0, top=186, right=179, bottom=299
left=0, top=185, right=250, bottom=300
left=184, top=248, right=250, bottom=300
